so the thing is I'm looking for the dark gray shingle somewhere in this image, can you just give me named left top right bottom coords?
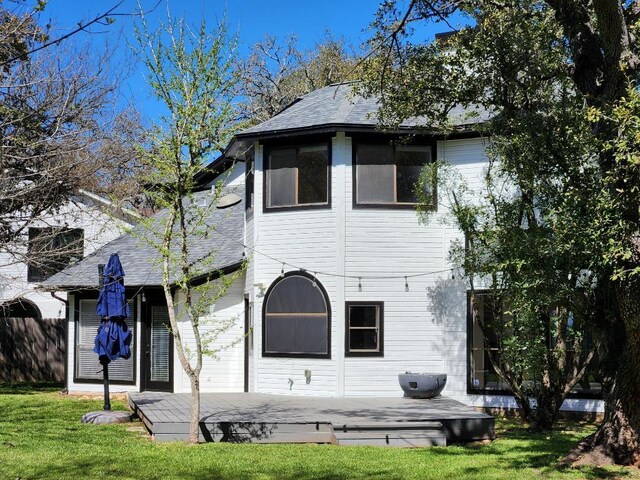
left=238, top=83, right=490, bottom=138
left=40, top=187, right=245, bottom=290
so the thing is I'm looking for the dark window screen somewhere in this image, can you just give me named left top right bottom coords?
left=266, top=144, right=329, bottom=209
left=267, top=148, right=296, bottom=207
left=264, top=274, right=330, bottom=356
left=355, top=143, right=433, bottom=206
left=246, top=150, right=255, bottom=210
left=396, top=147, right=430, bottom=203
left=265, top=315, right=328, bottom=354
left=357, top=144, right=394, bottom=203
left=298, top=146, right=328, bottom=205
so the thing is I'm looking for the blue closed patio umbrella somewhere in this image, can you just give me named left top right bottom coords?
left=94, top=253, right=132, bottom=411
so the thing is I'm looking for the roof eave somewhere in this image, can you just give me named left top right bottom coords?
left=235, top=122, right=485, bottom=142
left=38, top=260, right=245, bottom=293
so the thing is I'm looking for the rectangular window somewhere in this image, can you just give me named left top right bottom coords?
left=355, top=142, right=433, bottom=207
left=346, top=302, right=383, bottom=356
left=467, top=292, right=602, bottom=398
left=265, top=143, right=329, bottom=209
left=75, top=298, right=135, bottom=383
left=27, top=227, right=84, bottom=282
left=468, top=292, right=509, bottom=392
left=245, top=148, right=255, bottom=212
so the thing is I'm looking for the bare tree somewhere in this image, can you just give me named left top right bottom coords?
left=238, top=32, right=361, bottom=124
left=0, top=4, right=144, bottom=276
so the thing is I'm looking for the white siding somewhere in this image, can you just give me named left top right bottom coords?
left=250, top=138, right=343, bottom=396
left=438, top=138, right=491, bottom=402
left=249, top=135, right=492, bottom=399
left=174, top=276, right=245, bottom=393
left=0, top=197, right=131, bottom=319
left=247, top=133, right=556, bottom=405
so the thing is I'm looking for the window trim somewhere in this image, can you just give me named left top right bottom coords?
left=73, top=291, right=137, bottom=385
left=262, top=270, right=332, bottom=359
left=245, top=146, right=255, bottom=215
left=351, top=137, right=436, bottom=210
left=345, top=301, right=384, bottom=357
left=262, top=138, right=332, bottom=213
left=27, top=227, right=84, bottom=282
left=466, top=290, right=602, bottom=399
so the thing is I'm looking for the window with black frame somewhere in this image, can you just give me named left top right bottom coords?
left=265, top=143, right=329, bottom=209
left=468, top=292, right=602, bottom=397
left=263, top=272, right=330, bottom=357
left=468, top=292, right=510, bottom=392
left=354, top=142, right=434, bottom=207
left=27, top=227, right=84, bottom=282
left=345, top=302, right=383, bottom=356
left=245, top=149, right=255, bottom=212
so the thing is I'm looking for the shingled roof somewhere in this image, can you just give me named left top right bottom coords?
left=39, top=187, right=245, bottom=291
left=236, top=82, right=490, bottom=140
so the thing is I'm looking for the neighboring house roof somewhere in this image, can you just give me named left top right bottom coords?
left=75, top=189, right=142, bottom=225
left=236, top=82, right=491, bottom=140
left=39, top=187, right=245, bottom=291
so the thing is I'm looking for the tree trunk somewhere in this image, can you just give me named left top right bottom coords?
left=532, top=390, right=563, bottom=431
left=189, top=374, right=201, bottom=444
left=585, top=279, right=640, bottom=465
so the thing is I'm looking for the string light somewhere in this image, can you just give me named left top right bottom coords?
left=208, top=223, right=459, bottom=282
left=405, top=276, right=409, bottom=292
left=280, top=263, right=285, bottom=278
left=451, top=269, right=455, bottom=280
left=358, top=277, right=362, bottom=292
left=312, top=273, right=317, bottom=288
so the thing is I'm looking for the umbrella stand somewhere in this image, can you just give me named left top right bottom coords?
left=101, top=356, right=111, bottom=411
left=80, top=257, right=132, bottom=425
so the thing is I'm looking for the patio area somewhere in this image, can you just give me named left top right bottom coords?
left=128, top=392, right=494, bottom=447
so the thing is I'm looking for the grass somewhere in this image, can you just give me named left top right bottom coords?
left=0, top=384, right=638, bottom=480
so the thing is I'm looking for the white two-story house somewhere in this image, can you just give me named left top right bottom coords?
left=42, top=83, right=602, bottom=414
left=1, top=190, right=138, bottom=381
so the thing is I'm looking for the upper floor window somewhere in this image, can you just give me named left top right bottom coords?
left=265, top=143, right=330, bottom=210
left=27, top=227, right=84, bottom=282
left=354, top=142, right=434, bottom=207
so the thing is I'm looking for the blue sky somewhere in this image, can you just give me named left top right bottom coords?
left=40, top=0, right=461, bottom=122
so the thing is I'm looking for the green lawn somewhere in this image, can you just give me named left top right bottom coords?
left=0, top=384, right=637, bottom=480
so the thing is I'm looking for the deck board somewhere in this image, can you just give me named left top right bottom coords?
left=128, top=392, right=494, bottom=446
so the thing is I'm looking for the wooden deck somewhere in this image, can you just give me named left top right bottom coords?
left=128, top=392, right=494, bottom=446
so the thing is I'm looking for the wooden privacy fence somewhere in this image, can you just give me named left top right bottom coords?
left=0, top=317, right=65, bottom=382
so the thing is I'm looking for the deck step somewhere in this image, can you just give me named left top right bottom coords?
left=334, top=421, right=446, bottom=447
left=334, top=431, right=446, bottom=447
left=334, top=421, right=443, bottom=432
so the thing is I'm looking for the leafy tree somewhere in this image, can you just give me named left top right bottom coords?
left=134, top=12, right=245, bottom=444
left=238, top=32, right=360, bottom=124
left=361, top=0, right=640, bottom=464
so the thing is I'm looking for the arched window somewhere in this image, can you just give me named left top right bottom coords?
left=263, top=272, right=330, bottom=358
left=3, top=298, right=42, bottom=320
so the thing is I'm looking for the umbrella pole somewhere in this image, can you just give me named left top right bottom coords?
left=101, top=358, right=111, bottom=411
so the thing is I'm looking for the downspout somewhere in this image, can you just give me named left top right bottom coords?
left=50, top=291, right=69, bottom=306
